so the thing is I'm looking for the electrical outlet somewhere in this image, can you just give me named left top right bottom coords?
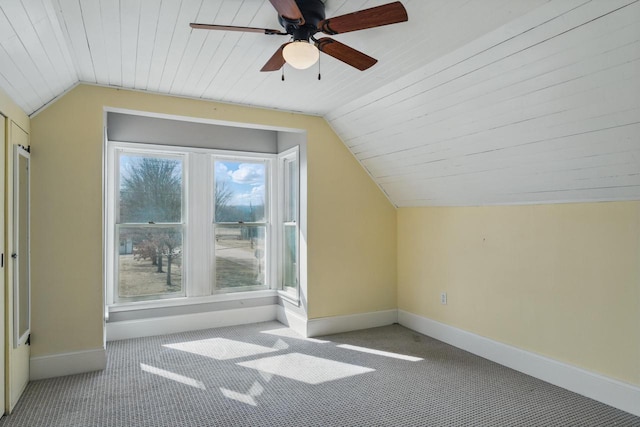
left=440, top=292, right=447, bottom=305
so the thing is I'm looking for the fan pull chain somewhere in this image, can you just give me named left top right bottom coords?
left=318, top=55, right=321, bottom=80
left=281, top=66, right=285, bottom=81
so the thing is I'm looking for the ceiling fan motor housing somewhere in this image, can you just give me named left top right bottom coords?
left=279, top=0, right=325, bottom=41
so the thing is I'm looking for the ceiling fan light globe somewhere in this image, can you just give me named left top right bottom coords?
left=283, top=41, right=319, bottom=70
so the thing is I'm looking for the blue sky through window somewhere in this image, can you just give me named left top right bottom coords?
left=215, top=160, right=266, bottom=206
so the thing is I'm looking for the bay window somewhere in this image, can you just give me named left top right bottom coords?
left=106, top=141, right=299, bottom=308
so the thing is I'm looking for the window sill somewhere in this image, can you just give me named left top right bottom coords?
left=108, top=289, right=278, bottom=313
left=278, top=289, right=300, bottom=307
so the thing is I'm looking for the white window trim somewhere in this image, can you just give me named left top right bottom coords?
left=277, top=146, right=300, bottom=306
left=107, top=144, right=189, bottom=305
left=108, top=289, right=278, bottom=313
left=211, top=154, right=275, bottom=295
left=105, top=140, right=287, bottom=309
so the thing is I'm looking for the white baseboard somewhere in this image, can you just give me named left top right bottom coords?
left=276, top=305, right=308, bottom=337
left=106, top=305, right=278, bottom=341
left=398, top=310, right=640, bottom=417
left=307, top=309, right=398, bottom=337
left=30, top=348, right=107, bottom=381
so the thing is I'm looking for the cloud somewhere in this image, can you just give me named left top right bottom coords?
left=229, top=163, right=264, bottom=186
left=215, top=162, right=229, bottom=181
left=251, top=185, right=265, bottom=199
left=232, top=185, right=265, bottom=205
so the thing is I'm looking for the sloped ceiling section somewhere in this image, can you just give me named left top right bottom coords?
left=327, top=0, right=640, bottom=206
left=0, top=0, right=77, bottom=113
left=0, top=0, right=638, bottom=206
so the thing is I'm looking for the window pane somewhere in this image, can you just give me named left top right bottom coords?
left=214, top=160, right=266, bottom=223
left=283, top=224, right=297, bottom=291
left=120, top=155, right=182, bottom=223
left=117, top=226, right=183, bottom=300
left=214, top=225, right=266, bottom=291
left=285, top=158, right=297, bottom=222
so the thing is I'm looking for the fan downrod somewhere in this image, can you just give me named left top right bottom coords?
left=278, top=0, right=325, bottom=41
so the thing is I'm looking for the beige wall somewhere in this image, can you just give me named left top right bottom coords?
left=29, top=84, right=397, bottom=357
left=398, top=202, right=640, bottom=385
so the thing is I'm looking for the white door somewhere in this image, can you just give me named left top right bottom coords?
left=0, top=115, right=6, bottom=416
left=6, top=124, right=30, bottom=413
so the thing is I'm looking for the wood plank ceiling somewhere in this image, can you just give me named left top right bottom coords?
left=0, top=0, right=638, bottom=206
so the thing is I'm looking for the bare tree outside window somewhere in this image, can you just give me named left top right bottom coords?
left=118, top=156, right=183, bottom=299
left=120, top=157, right=182, bottom=223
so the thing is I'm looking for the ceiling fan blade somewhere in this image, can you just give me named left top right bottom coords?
left=261, top=43, right=290, bottom=72
left=316, top=38, right=377, bottom=71
left=190, top=23, right=287, bottom=35
left=268, top=0, right=305, bottom=24
left=318, top=1, right=408, bottom=35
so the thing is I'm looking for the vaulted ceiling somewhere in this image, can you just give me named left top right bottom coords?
left=0, top=0, right=638, bottom=206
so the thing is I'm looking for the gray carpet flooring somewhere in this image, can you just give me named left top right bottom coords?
left=0, top=322, right=638, bottom=426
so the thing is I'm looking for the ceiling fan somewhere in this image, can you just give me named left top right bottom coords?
left=190, top=0, right=408, bottom=72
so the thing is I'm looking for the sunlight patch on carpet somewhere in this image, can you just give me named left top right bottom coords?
left=337, top=344, right=424, bottom=362
left=220, top=388, right=258, bottom=406
left=220, top=380, right=265, bottom=407
left=237, top=353, right=374, bottom=384
left=140, top=363, right=206, bottom=389
left=260, top=328, right=330, bottom=344
left=164, top=337, right=278, bottom=360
